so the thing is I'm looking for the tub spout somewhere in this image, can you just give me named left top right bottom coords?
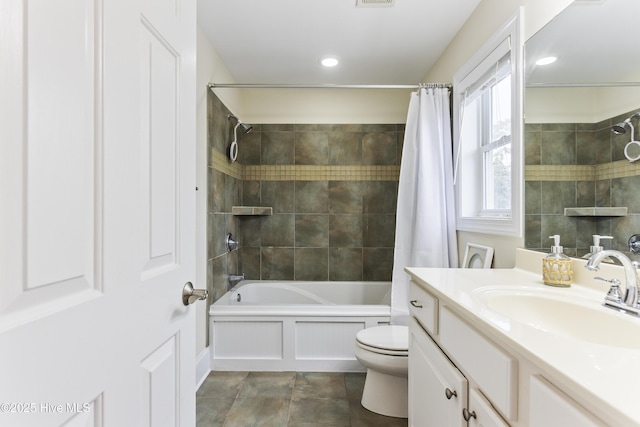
left=229, top=273, right=245, bottom=285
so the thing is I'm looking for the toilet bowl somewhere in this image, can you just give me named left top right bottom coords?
left=355, top=325, right=408, bottom=418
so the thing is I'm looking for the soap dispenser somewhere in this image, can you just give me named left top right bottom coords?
left=542, top=235, right=573, bottom=287
left=582, top=235, right=613, bottom=259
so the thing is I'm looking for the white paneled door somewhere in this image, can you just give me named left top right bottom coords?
left=0, top=0, right=197, bottom=425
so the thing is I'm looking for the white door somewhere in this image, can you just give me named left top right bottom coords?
left=0, top=0, right=197, bottom=425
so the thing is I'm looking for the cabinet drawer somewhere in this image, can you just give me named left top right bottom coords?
left=440, top=306, right=518, bottom=422
left=409, top=282, right=438, bottom=335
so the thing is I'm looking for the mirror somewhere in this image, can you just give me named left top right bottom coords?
left=524, top=0, right=640, bottom=258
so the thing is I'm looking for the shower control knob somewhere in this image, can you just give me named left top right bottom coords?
left=629, top=234, right=640, bottom=254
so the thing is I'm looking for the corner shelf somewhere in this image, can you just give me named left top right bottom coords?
left=232, top=206, right=273, bottom=216
left=563, top=207, right=627, bottom=217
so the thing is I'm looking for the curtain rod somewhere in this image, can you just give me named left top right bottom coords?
left=208, top=83, right=452, bottom=90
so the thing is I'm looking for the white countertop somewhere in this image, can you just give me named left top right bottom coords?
left=405, top=248, right=640, bottom=427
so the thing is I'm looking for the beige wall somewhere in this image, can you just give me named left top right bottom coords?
left=424, top=0, right=573, bottom=268
left=236, top=88, right=412, bottom=124
left=526, top=86, right=640, bottom=124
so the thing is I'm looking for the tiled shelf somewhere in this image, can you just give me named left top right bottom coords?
left=564, top=207, right=627, bottom=217
left=231, top=206, right=273, bottom=216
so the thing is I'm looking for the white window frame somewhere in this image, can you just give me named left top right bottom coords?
left=453, top=10, right=523, bottom=237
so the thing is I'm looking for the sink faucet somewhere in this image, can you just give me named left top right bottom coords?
left=585, top=250, right=640, bottom=315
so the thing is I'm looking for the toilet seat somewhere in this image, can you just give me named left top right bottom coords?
left=356, top=325, right=408, bottom=356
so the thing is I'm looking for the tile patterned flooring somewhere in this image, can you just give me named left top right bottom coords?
left=196, top=371, right=408, bottom=427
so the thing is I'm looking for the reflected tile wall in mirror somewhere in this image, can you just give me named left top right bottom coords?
left=525, top=109, right=640, bottom=259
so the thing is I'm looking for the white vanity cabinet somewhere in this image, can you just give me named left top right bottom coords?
left=409, top=280, right=511, bottom=427
left=408, top=278, right=611, bottom=427
left=409, top=317, right=510, bottom=427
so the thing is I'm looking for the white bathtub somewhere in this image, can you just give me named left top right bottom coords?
left=209, top=280, right=391, bottom=372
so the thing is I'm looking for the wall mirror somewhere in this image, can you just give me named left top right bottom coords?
left=524, top=0, right=640, bottom=258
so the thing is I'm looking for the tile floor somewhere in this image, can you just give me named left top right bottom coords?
left=196, top=371, right=408, bottom=427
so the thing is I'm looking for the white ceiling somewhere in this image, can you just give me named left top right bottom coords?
left=197, top=0, right=482, bottom=85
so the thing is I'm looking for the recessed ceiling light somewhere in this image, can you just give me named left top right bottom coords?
left=535, top=56, right=557, bottom=66
left=321, top=57, right=339, bottom=67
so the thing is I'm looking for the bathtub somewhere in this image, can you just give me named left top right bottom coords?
left=209, top=280, right=391, bottom=372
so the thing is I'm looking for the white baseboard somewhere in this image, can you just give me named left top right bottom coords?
left=195, top=347, right=211, bottom=390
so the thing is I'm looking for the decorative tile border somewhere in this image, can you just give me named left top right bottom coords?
left=212, top=148, right=242, bottom=179
left=525, top=160, right=640, bottom=181
left=213, top=149, right=400, bottom=181
left=596, top=160, right=640, bottom=180
left=525, top=165, right=594, bottom=181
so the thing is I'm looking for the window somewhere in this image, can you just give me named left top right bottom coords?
left=453, top=11, right=523, bottom=236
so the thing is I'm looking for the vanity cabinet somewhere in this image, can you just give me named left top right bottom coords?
left=408, top=279, right=608, bottom=427
left=409, top=277, right=513, bottom=427
left=409, top=318, right=509, bottom=427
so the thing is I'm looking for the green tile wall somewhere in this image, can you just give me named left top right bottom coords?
left=207, top=92, right=402, bottom=311
left=525, top=108, right=640, bottom=257
left=237, top=124, right=402, bottom=282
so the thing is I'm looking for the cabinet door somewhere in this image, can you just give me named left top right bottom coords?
left=468, top=388, right=510, bottom=427
left=529, top=375, right=606, bottom=427
left=409, top=318, right=467, bottom=427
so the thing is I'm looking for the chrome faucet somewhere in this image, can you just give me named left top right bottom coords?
left=228, top=273, right=245, bottom=285
left=585, top=249, right=640, bottom=316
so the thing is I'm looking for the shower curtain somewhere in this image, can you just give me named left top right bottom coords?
left=391, top=87, right=458, bottom=325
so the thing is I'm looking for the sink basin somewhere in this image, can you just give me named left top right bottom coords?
left=474, top=289, right=640, bottom=348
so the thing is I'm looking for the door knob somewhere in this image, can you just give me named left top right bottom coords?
left=182, top=282, right=208, bottom=306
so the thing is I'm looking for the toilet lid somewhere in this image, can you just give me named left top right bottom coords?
left=356, top=325, right=408, bottom=352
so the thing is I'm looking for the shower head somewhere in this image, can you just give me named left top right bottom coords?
left=227, top=113, right=253, bottom=134
left=612, top=121, right=629, bottom=135
left=612, top=112, right=640, bottom=135
left=237, top=122, right=253, bottom=134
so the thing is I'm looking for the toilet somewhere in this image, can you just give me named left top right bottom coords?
left=354, top=325, right=409, bottom=418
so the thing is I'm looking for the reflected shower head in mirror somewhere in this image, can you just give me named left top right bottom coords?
left=612, top=112, right=640, bottom=134
left=612, top=121, right=630, bottom=135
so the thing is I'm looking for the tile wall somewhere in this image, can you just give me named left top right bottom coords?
left=525, top=108, right=640, bottom=257
left=207, top=92, right=402, bottom=317
left=207, top=93, right=242, bottom=310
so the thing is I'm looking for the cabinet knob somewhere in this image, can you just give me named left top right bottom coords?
left=444, top=388, right=457, bottom=400
left=462, top=408, right=477, bottom=421
left=410, top=300, right=423, bottom=308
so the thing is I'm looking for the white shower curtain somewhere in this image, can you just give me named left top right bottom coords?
left=391, top=87, right=458, bottom=325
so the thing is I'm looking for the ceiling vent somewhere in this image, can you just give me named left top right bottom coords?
left=355, top=0, right=395, bottom=7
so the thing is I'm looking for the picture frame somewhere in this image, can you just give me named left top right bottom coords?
left=462, top=243, right=494, bottom=269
